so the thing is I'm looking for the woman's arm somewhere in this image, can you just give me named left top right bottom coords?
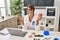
left=36, top=20, right=39, bottom=25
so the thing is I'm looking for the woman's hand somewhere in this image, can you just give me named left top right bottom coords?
left=16, top=15, right=24, bottom=25
left=20, top=20, right=24, bottom=25
left=36, top=16, right=42, bottom=21
left=36, top=16, right=42, bottom=25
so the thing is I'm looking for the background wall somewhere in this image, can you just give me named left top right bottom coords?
left=55, top=0, right=60, bottom=15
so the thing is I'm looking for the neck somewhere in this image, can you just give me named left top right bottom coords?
left=29, top=14, right=34, bottom=22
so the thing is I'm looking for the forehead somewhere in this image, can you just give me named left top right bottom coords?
left=27, top=7, right=30, bottom=9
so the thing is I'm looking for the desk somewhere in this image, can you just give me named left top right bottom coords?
left=0, top=28, right=60, bottom=40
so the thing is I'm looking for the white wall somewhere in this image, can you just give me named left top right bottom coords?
left=54, top=0, right=60, bottom=31
left=6, top=0, right=11, bottom=15
left=55, top=0, right=60, bottom=15
left=0, top=0, right=6, bottom=17
left=0, top=0, right=11, bottom=17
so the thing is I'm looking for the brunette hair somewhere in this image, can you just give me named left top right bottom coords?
left=26, top=4, right=35, bottom=11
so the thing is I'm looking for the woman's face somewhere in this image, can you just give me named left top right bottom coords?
left=27, top=7, right=34, bottom=16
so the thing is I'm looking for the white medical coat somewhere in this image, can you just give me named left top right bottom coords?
left=23, top=15, right=37, bottom=30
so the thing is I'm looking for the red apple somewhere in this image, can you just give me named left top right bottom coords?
left=38, top=13, right=43, bottom=17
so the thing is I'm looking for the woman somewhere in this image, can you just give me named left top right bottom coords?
left=19, top=4, right=42, bottom=30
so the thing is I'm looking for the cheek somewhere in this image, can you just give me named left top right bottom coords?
left=27, top=11, right=30, bottom=14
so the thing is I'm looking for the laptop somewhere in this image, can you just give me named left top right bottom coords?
left=7, top=28, right=27, bottom=37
